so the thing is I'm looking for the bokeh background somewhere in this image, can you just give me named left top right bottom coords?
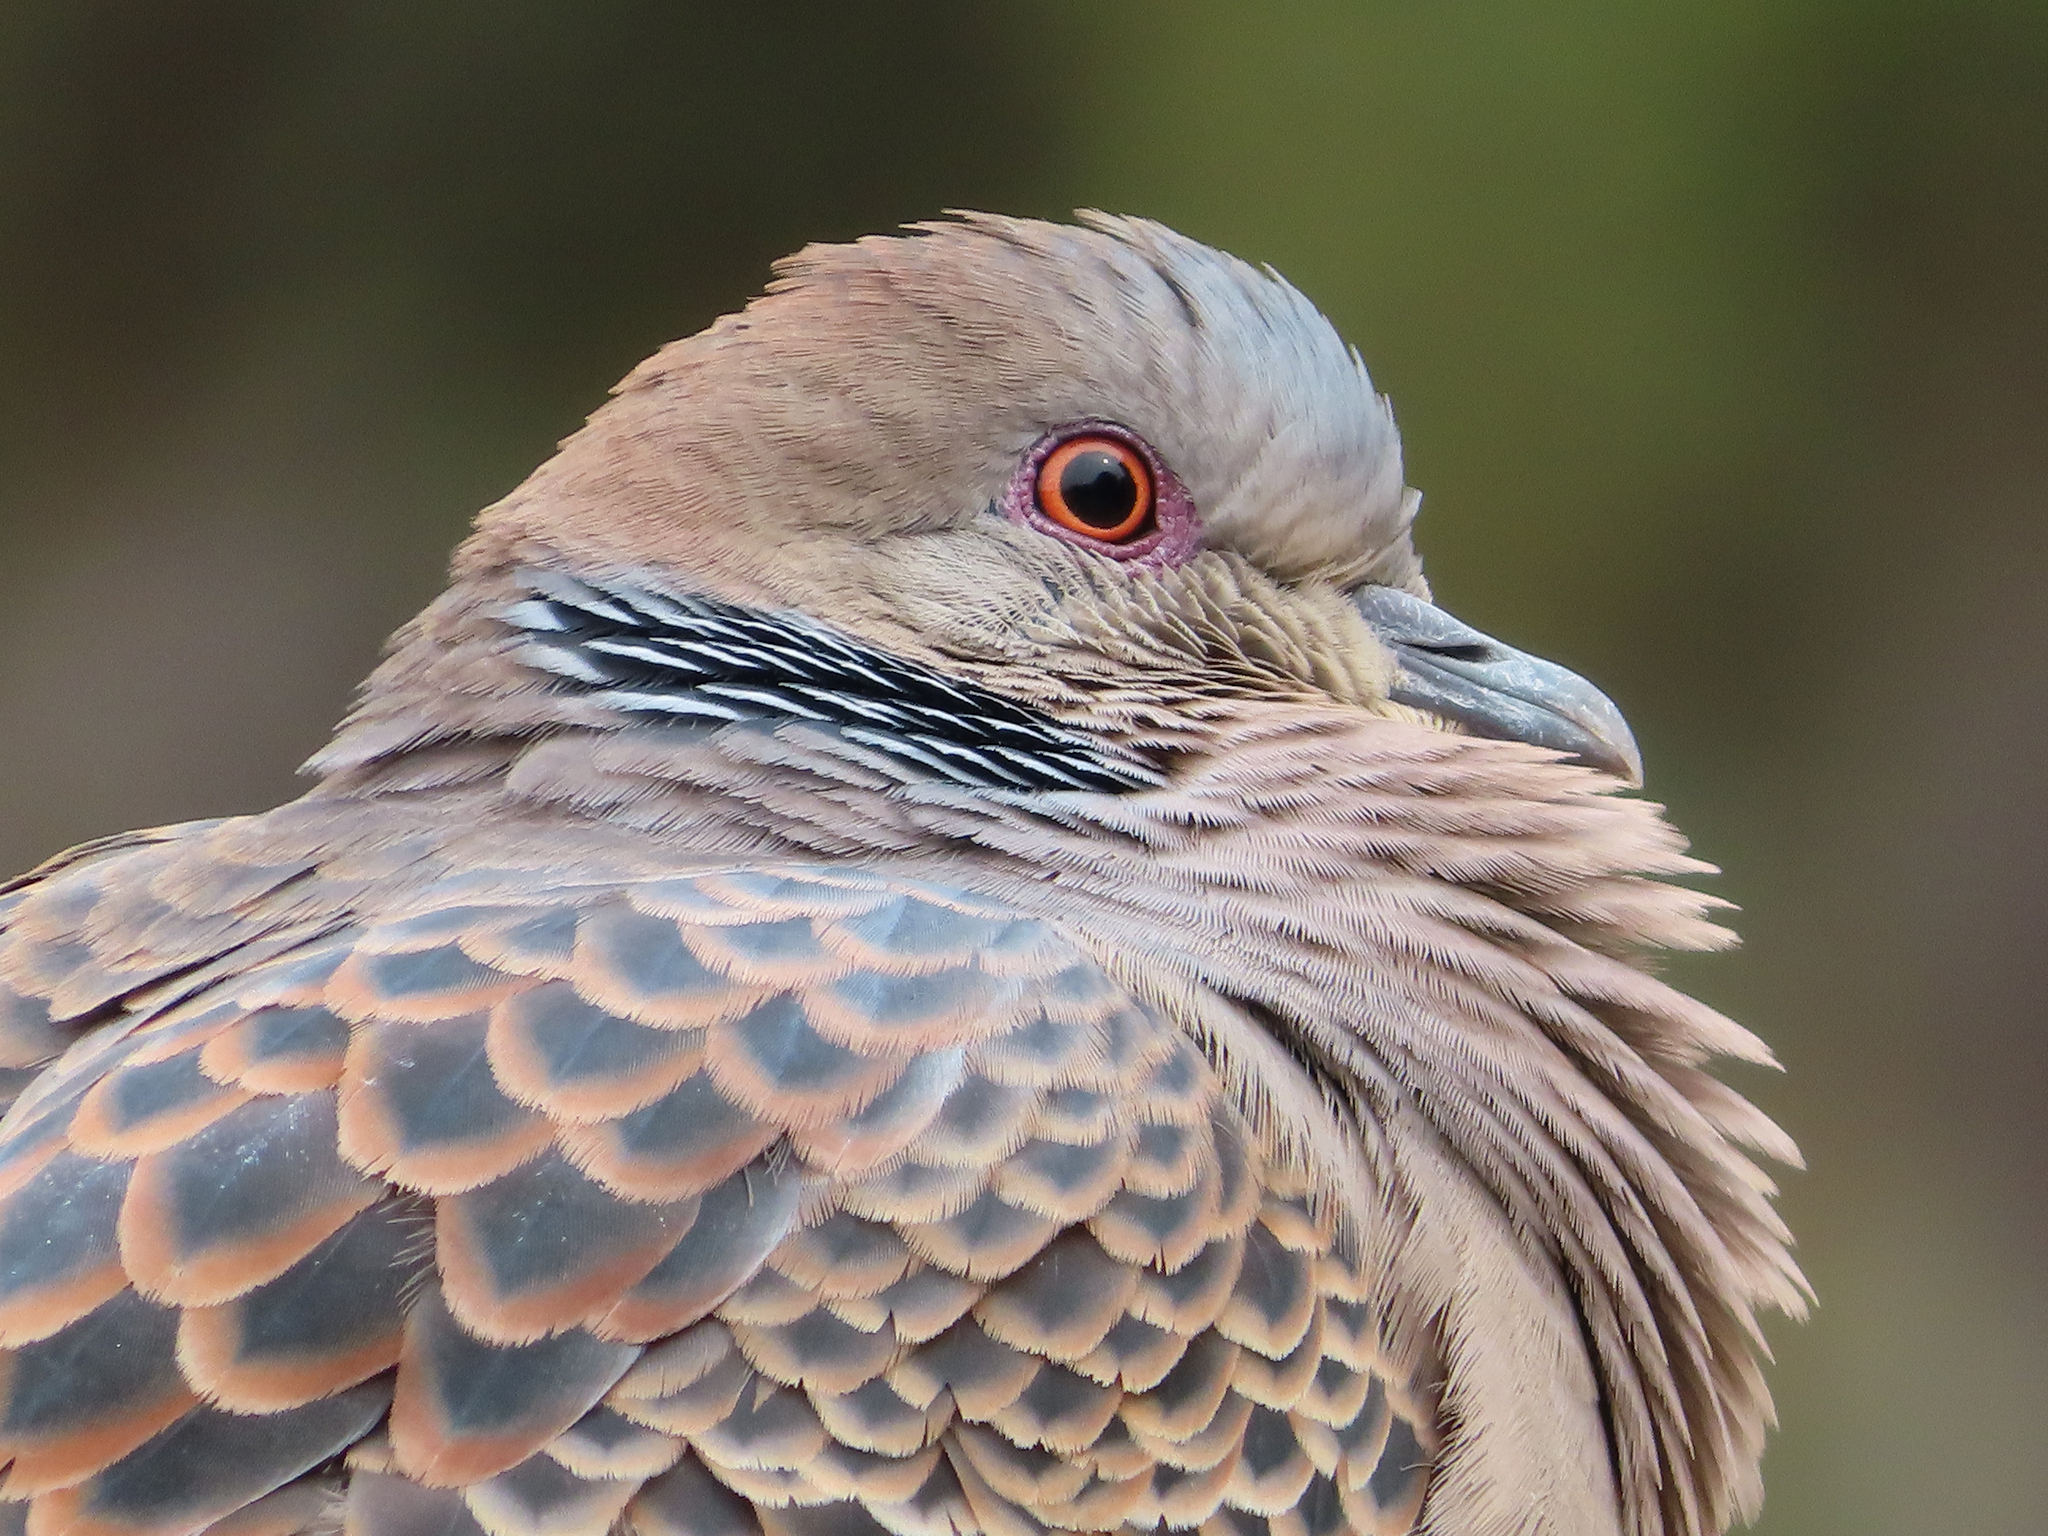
left=3, top=3, right=2044, bottom=1531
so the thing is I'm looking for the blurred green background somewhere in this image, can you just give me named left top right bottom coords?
left=2, top=3, right=2043, bottom=1531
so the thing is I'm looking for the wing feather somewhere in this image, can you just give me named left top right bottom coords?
left=0, top=851, right=1433, bottom=1534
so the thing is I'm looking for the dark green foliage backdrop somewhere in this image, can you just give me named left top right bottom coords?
left=3, top=5, right=2044, bottom=1530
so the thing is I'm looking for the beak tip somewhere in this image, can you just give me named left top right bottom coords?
left=1605, top=739, right=1647, bottom=790
left=1579, top=712, right=1645, bottom=789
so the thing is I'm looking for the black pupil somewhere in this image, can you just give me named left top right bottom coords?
left=1057, top=449, right=1142, bottom=530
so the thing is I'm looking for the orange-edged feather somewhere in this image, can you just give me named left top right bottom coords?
left=116, top=1093, right=379, bottom=1308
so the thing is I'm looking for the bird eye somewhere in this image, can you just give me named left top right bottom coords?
left=1035, top=435, right=1156, bottom=543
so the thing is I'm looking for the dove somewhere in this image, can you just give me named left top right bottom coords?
left=0, top=213, right=1802, bottom=1536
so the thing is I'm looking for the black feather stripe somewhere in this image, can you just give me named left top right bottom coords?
left=505, top=572, right=1162, bottom=795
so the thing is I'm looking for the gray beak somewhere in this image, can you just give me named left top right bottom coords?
left=1352, top=585, right=1644, bottom=786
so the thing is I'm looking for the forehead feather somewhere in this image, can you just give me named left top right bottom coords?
left=758, top=212, right=1421, bottom=588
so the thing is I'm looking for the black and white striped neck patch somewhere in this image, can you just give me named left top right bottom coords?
left=504, top=571, right=1163, bottom=794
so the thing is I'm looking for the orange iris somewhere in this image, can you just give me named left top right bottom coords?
left=1035, top=435, right=1156, bottom=543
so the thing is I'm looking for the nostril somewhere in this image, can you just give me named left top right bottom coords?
left=1411, top=642, right=1495, bottom=663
